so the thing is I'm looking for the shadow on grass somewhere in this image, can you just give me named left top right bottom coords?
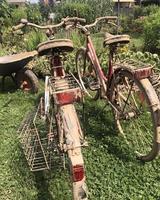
left=10, top=142, right=55, bottom=200
left=0, top=77, right=17, bottom=93
left=34, top=171, right=54, bottom=200
left=82, top=99, right=137, bottom=162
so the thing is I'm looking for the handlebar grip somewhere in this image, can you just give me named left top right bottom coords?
left=12, top=23, right=26, bottom=31
left=12, top=19, right=28, bottom=31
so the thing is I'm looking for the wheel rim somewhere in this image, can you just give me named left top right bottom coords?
left=77, top=52, right=100, bottom=99
left=111, top=71, right=155, bottom=159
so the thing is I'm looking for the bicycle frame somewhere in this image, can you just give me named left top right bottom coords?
left=85, top=35, right=114, bottom=97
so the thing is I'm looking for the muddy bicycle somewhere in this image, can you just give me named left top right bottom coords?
left=69, top=16, right=160, bottom=162
left=14, top=18, right=88, bottom=199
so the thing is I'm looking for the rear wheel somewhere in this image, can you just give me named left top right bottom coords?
left=109, top=69, right=160, bottom=161
left=56, top=104, right=88, bottom=199
left=15, top=69, right=38, bottom=93
left=76, top=47, right=100, bottom=100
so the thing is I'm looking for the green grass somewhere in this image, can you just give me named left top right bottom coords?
left=1, top=78, right=160, bottom=200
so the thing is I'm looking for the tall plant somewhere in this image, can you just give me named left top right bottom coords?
left=64, top=0, right=113, bottom=18
left=54, top=0, right=113, bottom=24
left=143, top=9, right=160, bottom=54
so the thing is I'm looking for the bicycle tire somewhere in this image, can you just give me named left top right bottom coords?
left=109, top=68, right=160, bottom=161
left=76, top=47, right=100, bottom=100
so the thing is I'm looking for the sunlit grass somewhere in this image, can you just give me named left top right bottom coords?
left=0, top=78, right=160, bottom=199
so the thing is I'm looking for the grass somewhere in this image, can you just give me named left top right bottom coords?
left=1, top=78, right=160, bottom=200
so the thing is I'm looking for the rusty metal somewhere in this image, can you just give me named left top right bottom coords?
left=104, top=33, right=130, bottom=46
left=114, top=59, right=153, bottom=79
left=37, top=39, right=74, bottom=56
left=0, top=51, right=37, bottom=76
left=18, top=102, right=59, bottom=172
left=50, top=74, right=82, bottom=105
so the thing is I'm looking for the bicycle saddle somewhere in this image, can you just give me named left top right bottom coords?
left=104, top=33, right=130, bottom=46
left=0, top=51, right=37, bottom=76
left=37, top=39, right=74, bottom=56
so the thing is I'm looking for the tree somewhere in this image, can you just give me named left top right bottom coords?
left=142, top=0, right=160, bottom=6
left=0, top=0, right=10, bottom=19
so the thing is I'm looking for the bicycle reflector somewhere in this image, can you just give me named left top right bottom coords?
left=72, top=165, right=85, bottom=182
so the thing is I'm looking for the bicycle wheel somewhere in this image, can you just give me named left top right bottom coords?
left=109, top=68, right=160, bottom=161
left=76, top=47, right=100, bottom=100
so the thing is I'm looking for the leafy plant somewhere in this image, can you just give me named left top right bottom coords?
left=117, top=50, right=160, bottom=68
left=143, top=8, right=160, bottom=54
left=24, top=30, right=47, bottom=51
left=54, top=2, right=94, bottom=23
left=10, top=7, right=27, bottom=26
left=26, top=3, right=43, bottom=24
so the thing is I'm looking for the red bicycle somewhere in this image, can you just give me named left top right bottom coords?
left=73, top=16, right=160, bottom=162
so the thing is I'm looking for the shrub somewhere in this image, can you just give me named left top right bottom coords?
left=64, top=0, right=113, bottom=19
left=24, top=30, right=47, bottom=51
left=0, top=0, right=12, bottom=27
left=54, top=2, right=94, bottom=23
left=10, top=7, right=27, bottom=25
left=117, top=50, right=160, bottom=68
left=134, top=5, right=159, bottom=18
left=26, top=4, right=43, bottom=24
left=120, top=5, right=159, bottom=34
left=54, top=0, right=113, bottom=23
left=143, top=9, right=160, bottom=54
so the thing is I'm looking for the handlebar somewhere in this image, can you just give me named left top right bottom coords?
left=12, top=16, right=117, bottom=37
left=84, top=16, right=117, bottom=29
left=12, top=17, right=86, bottom=31
left=62, top=17, right=86, bottom=24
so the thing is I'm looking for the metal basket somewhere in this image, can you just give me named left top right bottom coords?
left=18, top=103, right=54, bottom=172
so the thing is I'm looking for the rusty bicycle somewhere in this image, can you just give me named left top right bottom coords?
left=14, top=17, right=88, bottom=200
left=71, top=16, right=160, bottom=162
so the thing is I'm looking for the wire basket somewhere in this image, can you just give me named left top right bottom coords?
left=18, top=103, right=54, bottom=172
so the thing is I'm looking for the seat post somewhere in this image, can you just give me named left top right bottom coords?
left=108, top=46, right=116, bottom=79
left=51, top=54, right=65, bottom=77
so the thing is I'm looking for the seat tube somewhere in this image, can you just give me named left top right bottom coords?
left=87, top=36, right=107, bottom=92
left=50, top=54, right=65, bottom=77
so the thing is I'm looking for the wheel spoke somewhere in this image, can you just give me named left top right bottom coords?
left=110, top=70, right=157, bottom=161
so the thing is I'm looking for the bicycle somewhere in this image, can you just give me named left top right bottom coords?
left=69, top=16, right=160, bottom=162
left=14, top=17, right=88, bottom=200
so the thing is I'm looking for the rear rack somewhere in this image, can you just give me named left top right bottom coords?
left=50, top=74, right=80, bottom=92
left=114, top=59, right=153, bottom=70
left=49, top=74, right=83, bottom=105
left=114, top=59, right=153, bottom=79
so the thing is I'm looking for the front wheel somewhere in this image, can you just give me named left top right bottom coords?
left=76, top=47, right=100, bottom=100
left=109, top=69, right=160, bottom=161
